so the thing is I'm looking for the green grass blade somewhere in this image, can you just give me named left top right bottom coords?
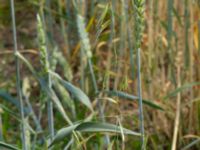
left=60, top=80, right=93, bottom=111
left=0, top=142, right=20, bottom=150
left=49, top=122, right=81, bottom=148
left=40, top=80, right=73, bottom=124
left=10, top=0, right=27, bottom=149
left=15, top=52, right=72, bottom=124
left=182, top=138, right=200, bottom=150
left=164, top=82, right=200, bottom=99
left=53, top=82, right=76, bottom=118
left=76, top=122, right=141, bottom=136
left=0, top=90, right=30, bottom=114
left=103, top=90, right=138, bottom=99
left=50, top=71, right=93, bottom=111
left=103, top=90, right=164, bottom=110
left=49, top=121, right=140, bottom=147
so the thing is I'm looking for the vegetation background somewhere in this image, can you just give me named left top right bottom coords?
left=0, top=0, right=200, bottom=149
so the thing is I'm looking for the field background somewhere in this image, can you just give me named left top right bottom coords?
left=0, top=0, right=200, bottom=149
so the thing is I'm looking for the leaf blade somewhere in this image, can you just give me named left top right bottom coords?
left=0, top=142, right=20, bottom=150
left=104, top=90, right=164, bottom=110
left=49, top=121, right=140, bottom=147
left=76, top=122, right=141, bottom=136
left=50, top=71, right=93, bottom=111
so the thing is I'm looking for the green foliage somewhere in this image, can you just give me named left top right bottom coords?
left=0, top=0, right=199, bottom=149
left=50, top=71, right=93, bottom=111
left=0, top=141, right=20, bottom=150
left=49, top=121, right=140, bottom=147
left=104, top=90, right=164, bottom=110
left=0, top=90, right=29, bottom=114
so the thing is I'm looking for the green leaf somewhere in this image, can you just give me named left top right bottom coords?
left=50, top=71, right=93, bottom=111
left=0, top=90, right=30, bottom=114
left=75, top=122, right=140, bottom=136
left=16, top=52, right=72, bottom=124
left=49, top=121, right=140, bottom=147
left=173, top=7, right=183, bottom=27
left=53, top=82, right=76, bottom=116
left=40, top=80, right=72, bottom=124
left=0, top=104, right=20, bottom=119
left=104, top=90, right=138, bottom=100
left=182, top=138, right=200, bottom=150
left=104, top=90, right=164, bottom=110
left=0, top=142, right=20, bottom=150
left=49, top=122, right=81, bottom=147
left=62, top=81, right=93, bottom=111
left=17, top=46, right=92, bottom=112
left=0, top=90, right=20, bottom=108
left=142, top=99, right=164, bottom=111
left=164, top=82, right=200, bottom=99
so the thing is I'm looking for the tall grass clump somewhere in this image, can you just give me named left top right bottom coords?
left=10, top=0, right=27, bottom=149
left=133, top=0, right=145, bottom=148
left=76, top=10, right=110, bottom=146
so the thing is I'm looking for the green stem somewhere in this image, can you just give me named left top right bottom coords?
left=137, top=48, right=145, bottom=149
left=10, top=0, right=27, bottom=149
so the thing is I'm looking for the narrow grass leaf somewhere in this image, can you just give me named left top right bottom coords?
left=173, top=7, right=183, bottom=26
left=39, top=79, right=72, bottom=124
left=104, top=90, right=138, bottom=99
left=49, top=121, right=140, bottom=147
left=0, top=104, right=20, bottom=120
left=104, top=90, right=164, bottom=110
left=142, top=99, right=164, bottom=110
left=0, top=142, right=20, bottom=150
left=15, top=53, right=72, bottom=124
left=164, top=82, right=200, bottom=99
left=61, top=81, right=93, bottom=111
left=0, top=90, right=30, bottom=114
left=0, top=90, right=22, bottom=109
left=182, top=138, right=200, bottom=150
left=53, top=82, right=76, bottom=117
left=50, top=71, right=93, bottom=111
left=76, top=122, right=140, bottom=136
left=49, top=122, right=81, bottom=147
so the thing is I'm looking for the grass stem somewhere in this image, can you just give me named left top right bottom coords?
left=10, top=0, right=27, bottom=149
left=171, top=52, right=182, bottom=150
left=137, top=48, right=145, bottom=149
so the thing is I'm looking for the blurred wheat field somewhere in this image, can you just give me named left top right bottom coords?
left=0, top=0, right=200, bottom=149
